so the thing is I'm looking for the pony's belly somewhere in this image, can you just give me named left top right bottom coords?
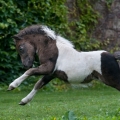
left=66, top=70, right=92, bottom=84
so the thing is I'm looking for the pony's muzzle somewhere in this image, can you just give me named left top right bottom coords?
left=23, top=59, right=33, bottom=69
left=23, top=64, right=32, bottom=69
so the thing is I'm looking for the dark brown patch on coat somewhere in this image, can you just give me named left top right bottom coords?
left=34, top=75, right=54, bottom=90
left=81, top=73, right=93, bottom=83
left=81, top=70, right=104, bottom=83
left=113, top=51, right=120, bottom=60
left=54, top=70, right=68, bottom=83
left=101, top=52, right=120, bottom=90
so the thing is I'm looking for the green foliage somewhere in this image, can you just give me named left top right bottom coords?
left=62, top=111, right=77, bottom=120
left=0, top=0, right=101, bottom=84
left=106, top=0, right=114, bottom=8
left=67, top=0, right=100, bottom=51
left=0, top=0, right=24, bottom=84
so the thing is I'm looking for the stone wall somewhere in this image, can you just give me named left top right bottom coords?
left=93, top=0, right=120, bottom=51
left=66, top=0, right=120, bottom=51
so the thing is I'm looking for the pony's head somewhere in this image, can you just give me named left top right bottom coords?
left=12, top=25, right=74, bottom=69
left=13, top=35, right=35, bottom=69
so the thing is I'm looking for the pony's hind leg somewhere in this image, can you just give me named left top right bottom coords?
left=19, top=75, right=54, bottom=105
left=101, top=52, right=120, bottom=90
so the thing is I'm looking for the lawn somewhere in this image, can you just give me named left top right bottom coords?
left=0, top=84, right=120, bottom=120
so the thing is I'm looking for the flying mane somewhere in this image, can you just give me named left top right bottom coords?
left=41, top=25, right=74, bottom=48
left=16, top=25, right=74, bottom=48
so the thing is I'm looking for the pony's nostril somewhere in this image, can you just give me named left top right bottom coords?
left=23, top=64, right=29, bottom=69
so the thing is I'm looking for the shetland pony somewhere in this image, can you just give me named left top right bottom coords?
left=8, top=25, right=120, bottom=105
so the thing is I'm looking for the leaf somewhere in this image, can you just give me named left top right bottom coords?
left=62, top=111, right=77, bottom=120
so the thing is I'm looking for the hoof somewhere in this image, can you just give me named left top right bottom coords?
left=7, top=86, right=15, bottom=91
left=19, top=101, right=27, bottom=105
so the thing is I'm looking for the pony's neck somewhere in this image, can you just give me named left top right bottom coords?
left=32, top=34, right=56, bottom=55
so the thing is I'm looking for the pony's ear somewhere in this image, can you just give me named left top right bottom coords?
left=12, top=35, right=22, bottom=40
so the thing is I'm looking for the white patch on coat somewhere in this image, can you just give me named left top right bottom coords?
left=9, top=73, right=28, bottom=88
left=55, top=41, right=106, bottom=84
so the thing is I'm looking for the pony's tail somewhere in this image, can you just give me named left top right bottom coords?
left=113, top=51, right=120, bottom=67
left=113, top=51, right=120, bottom=60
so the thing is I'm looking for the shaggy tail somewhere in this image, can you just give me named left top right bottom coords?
left=113, top=51, right=120, bottom=60
left=113, top=51, right=120, bottom=67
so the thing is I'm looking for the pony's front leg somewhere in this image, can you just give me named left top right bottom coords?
left=8, top=61, right=54, bottom=90
left=19, top=75, right=54, bottom=105
left=8, top=72, right=29, bottom=90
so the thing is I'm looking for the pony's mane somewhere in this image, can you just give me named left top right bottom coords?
left=17, top=25, right=74, bottom=48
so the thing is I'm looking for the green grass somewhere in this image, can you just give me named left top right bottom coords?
left=0, top=85, right=120, bottom=120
